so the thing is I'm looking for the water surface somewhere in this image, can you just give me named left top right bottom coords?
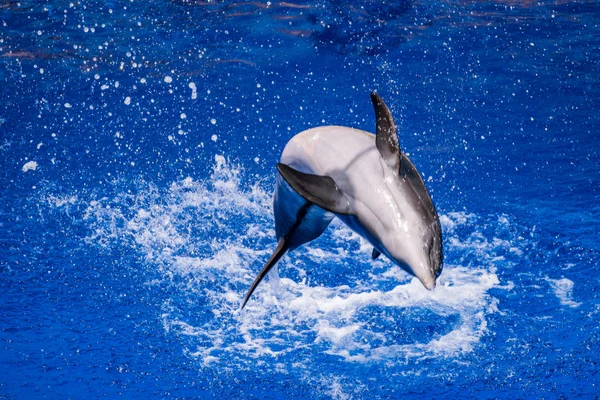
left=1, top=0, right=599, bottom=398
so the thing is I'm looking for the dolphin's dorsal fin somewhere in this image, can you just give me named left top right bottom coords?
left=370, top=92, right=400, bottom=170
left=372, top=248, right=381, bottom=260
left=277, top=163, right=352, bottom=215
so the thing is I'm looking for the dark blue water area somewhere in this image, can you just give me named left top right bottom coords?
left=1, top=0, right=600, bottom=398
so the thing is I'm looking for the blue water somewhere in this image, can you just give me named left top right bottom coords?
left=1, top=0, right=599, bottom=398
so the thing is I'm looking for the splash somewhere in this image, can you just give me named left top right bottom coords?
left=45, top=157, right=516, bottom=374
left=546, top=277, right=581, bottom=308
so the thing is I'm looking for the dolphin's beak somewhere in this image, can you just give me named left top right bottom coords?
left=417, top=275, right=436, bottom=290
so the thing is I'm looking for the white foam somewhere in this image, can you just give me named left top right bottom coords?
left=188, top=82, right=197, bottom=99
left=46, top=157, right=512, bottom=372
left=546, top=277, right=581, bottom=308
left=439, top=211, right=475, bottom=231
left=322, top=375, right=351, bottom=400
left=22, top=161, right=38, bottom=172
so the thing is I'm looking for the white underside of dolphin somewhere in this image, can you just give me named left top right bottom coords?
left=241, top=92, right=443, bottom=309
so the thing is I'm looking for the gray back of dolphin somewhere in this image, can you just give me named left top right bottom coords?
left=241, top=92, right=443, bottom=309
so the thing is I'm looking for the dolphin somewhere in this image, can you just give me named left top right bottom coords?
left=241, top=92, right=443, bottom=309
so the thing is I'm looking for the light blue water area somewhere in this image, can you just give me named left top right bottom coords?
left=1, top=0, right=599, bottom=398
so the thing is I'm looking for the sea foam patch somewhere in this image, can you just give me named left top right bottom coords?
left=46, top=157, right=512, bottom=371
left=546, top=277, right=581, bottom=308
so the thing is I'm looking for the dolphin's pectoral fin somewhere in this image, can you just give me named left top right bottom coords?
left=241, top=238, right=289, bottom=309
left=372, top=248, right=381, bottom=260
left=370, top=92, right=400, bottom=171
left=276, top=163, right=352, bottom=215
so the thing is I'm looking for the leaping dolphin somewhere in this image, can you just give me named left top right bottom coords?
left=241, top=92, right=443, bottom=309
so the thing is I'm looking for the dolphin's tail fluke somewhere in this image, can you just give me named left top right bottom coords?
left=241, top=237, right=289, bottom=309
